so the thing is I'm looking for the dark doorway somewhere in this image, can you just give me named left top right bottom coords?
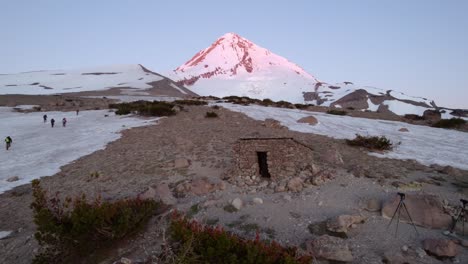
left=257, top=152, right=271, bottom=178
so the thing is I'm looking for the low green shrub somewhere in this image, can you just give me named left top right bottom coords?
left=346, top=134, right=393, bottom=151
left=166, top=212, right=311, bottom=264
left=205, top=111, right=219, bottom=118
left=276, top=100, right=295, bottom=108
left=174, top=99, right=208, bottom=106
left=404, top=114, right=424, bottom=120
left=294, top=103, right=310, bottom=109
left=31, top=180, right=159, bottom=264
left=432, top=118, right=466, bottom=129
left=260, top=98, right=275, bottom=106
left=327, top=109, right=347, bottom=116
left=110, top=101, right=175, bottom=116
left=211, top=105, right=220, bottom=110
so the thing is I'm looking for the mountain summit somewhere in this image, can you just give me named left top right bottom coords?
left=176, top=32, right=315, bottom=80
left=173, top=33, right=318, bottom=103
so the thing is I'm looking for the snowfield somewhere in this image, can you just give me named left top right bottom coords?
left=0, top=64, right=163, bottom=95
left=0, top=108, right=158, bottom=193
left=219, top=103, right=468, bottom=170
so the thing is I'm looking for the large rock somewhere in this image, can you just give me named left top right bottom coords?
left=297, top=116, right=318, bottom=125
left=231, top=198, right=243, bottom=210
left=322, top=147, right=344, bottom=165
left=175, top=178, right=225, bottom=196
left=310, top=169, right=335, bottom=186
left=263, top=118, right=285, bottom=129
left=326, top=215, right=367, bottom=234
left=287, top=177, right=304, bottom=192
left=6, top=176, right=19, bottom=182
left=382, top=194, right=452, bottom=229
left=423, top=239, right=458, bottom=258
left=423, top=110, right=441, bottom=122
left=306, top=235, right=353, bottom=262
left=139, top=183, right=176, bottom=205
left=174, top=158, right=190, bottom=168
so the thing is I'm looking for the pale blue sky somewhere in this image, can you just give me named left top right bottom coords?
left=1, top=0, right=467, bottom=108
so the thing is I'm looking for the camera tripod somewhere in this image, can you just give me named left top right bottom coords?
left=387, top=192, right=419, bottom=237
left=449, top=199, right=468, bottom=236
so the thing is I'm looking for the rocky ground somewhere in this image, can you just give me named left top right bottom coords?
left=1, top=100, right=468, bottom=263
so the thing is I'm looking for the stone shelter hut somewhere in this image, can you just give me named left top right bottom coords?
left=233, top=137, right=315, bottom=182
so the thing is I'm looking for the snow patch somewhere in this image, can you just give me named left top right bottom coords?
left=0, top=231, right=12, bottom=240
left=367, top=98, right=379, bottom=112
left=0, top=108, right=158, bottom=193
left=382, top=100, right=429, bottom=116
left=0, top=64, right=163, bottom=95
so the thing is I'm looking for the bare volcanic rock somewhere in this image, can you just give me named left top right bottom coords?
left=423, top=239, right=458, bottom=258
left=297, top=116, right=318, bottom=125
left=398, top=128, right=410, bottom=132
left=139, top=183, right=176, bottom=205
left=326, top=214, right=367, bottom=234
left=423, top=109, right=441, bottom=122
left=306, top=235, right=353, bottom=262
left=382, top=194, right=452, bottom=229
left=175, top=177, right=225, bottom=196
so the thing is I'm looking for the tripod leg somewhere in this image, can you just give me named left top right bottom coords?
left=387, top=200, right=402, bottom=230
left=402, top=202, right=419, bottom=235
left=395, top=205, right=401, bottom=237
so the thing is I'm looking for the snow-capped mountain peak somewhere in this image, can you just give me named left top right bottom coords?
left=175, top=32, right=316, bottom=80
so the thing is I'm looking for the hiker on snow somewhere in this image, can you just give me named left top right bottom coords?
left=5, top=136, right=12, bottom=150
left=76, top=109, right=79, bottom=115
left=51, top=118, right=55, bottom=128
left=43, top=114, right=47, bottom=123
left=62, top=118, right=67, bottom=127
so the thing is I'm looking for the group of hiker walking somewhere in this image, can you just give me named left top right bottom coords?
left=43, top=115, right=67, bottom=127
left=4, top=109, right=80, bottom=150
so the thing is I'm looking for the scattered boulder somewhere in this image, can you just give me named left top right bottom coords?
left=115, top=257, right=132, bottom=264
left=174, top=158, right=190, bottom=168
left=322, top=147, right=344, bottom=165
left=398, top=128, right=409, bottom=132
left=139, top=183, right=176, bottom=205
left=263, top=118, right=285, bottom=129
left=365, top=198, right=381, bottom=212
left=175, top=178, right=225, bottom=196
left=382, top=194, right=452, bottom=229
left=275, top=185, right=286, bottom=193
left=287, top=177, right=304, bottom=192
left=297, top=116, right=318, bottom=125
left=231, top=198, right=243, bottom=210
left=252, top=197, right=263, bottom=205
left=326, top=215, right=367, bottom=235
left=305, top=235, right=353, bottom=262
left=310, top=169, right=335, bottom=186
left=6, top=176, right=19, bottom=182
left=423, top=110, right=441, bottom=122
left=423, top=239, right=458, bottom=258
left=348, top=165, right=370, bottom=178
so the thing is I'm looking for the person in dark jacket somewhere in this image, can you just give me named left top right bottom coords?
left=43, top=114, right=47, bottom=123
left=5, top=136, right=12, bottom=150
left=62, top=118, right=67, bottom=127
left=51, top=118, right=55, bottom=128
